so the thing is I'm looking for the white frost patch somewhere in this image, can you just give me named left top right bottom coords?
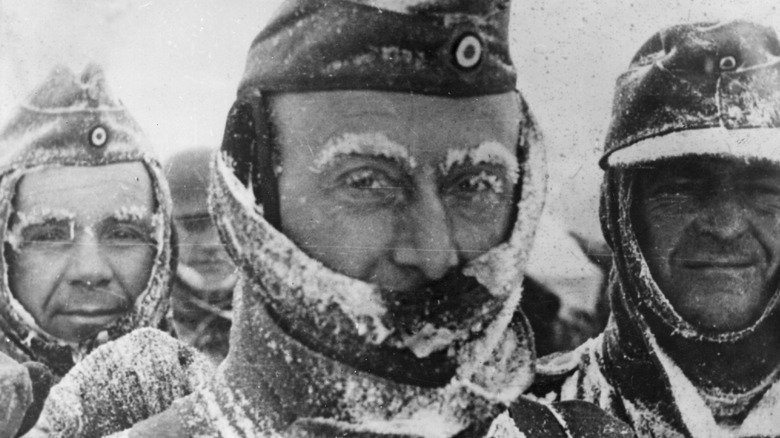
left=351, top=0, right=456, bottom=14
left=441, top=141, right=519, bottom=185
left=736, top=377, right=780, bottom=436
left=400, top=323, right=458, bottom=358
left=486, top=411, right=526, bottom=438
left=311, top=132, right=416, bottom=172
left=113, top=205, right=152, bottom=222
left=607, top=128, right=780, bottom=167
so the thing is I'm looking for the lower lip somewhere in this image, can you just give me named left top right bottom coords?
left=60, top=311, right=123, bottom=324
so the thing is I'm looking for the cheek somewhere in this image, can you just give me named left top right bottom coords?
left=634, top=199, right=692, bottom=261
left=281, top=196, right=396, bottom=279
left=7, top=252, right=61, bottom=316
left=113, top=247, right=155, bottom=299
left=449, top=197, right=514, bottom=259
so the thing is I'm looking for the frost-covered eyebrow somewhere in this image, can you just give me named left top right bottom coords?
left=6, top=209, right=76, bottom=249
left=6, top=206, right=159, bottom=249
left=9, top=205, right=154, bottom=234
left=10, top=208, right=75, bottom=228
left=311, top=132, right=417, bottom=172
left=440, top=141, right=520, bottom=184
left=110, top=206, right=154, bottom=222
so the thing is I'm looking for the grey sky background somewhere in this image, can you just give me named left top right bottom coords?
left=1, top=0, right=778, bottom=242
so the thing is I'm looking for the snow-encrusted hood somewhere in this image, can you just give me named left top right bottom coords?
left=596, top=20, right=780, bottom=435
left=0, top=65, right=174, bottom=377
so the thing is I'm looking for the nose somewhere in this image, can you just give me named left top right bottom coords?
left=392, top=185, right=458, bottom=281
left=65, top=232, right=113, bottom=288
left=694, top=190, right=749, bottom=241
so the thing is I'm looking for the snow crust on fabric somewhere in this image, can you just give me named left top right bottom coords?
left=33, top=328, right=215, bottom=438
left=0, top=351, right=32, bottom=438
left=607, top=128, right=780, bottom=167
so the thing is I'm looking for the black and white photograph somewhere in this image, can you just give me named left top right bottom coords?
left=0, top=1, right=779, bottom=436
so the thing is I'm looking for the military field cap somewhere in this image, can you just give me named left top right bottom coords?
left=0, top=64, right=156, bottom=170
left=238, top=0, right=516, bottom=97
left=165, top=147, right=213, bottom=218
left=602, top=20, right=780, bottom=168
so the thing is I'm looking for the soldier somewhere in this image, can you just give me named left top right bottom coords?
left=166, top=147, right=235, bottom=363
left=534, top=20, right=780, bottom=437
left=34, top=1, right=631, bottom=437
left=0, top=65, right=212, bottom=436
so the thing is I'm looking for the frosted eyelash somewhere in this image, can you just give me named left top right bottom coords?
left=441, top=141, right=519, bottom=185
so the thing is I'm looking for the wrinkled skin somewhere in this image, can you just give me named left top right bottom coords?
left=633, top=156, right=780, bottom=331
left=8, top=163, right=156, bottom=343
left=274, top=90, right=520, bottom=293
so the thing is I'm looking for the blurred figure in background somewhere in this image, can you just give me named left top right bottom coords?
left=165, top=147, right=236, bottom=363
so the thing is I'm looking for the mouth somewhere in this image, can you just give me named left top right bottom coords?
left=59, top=307, right=126, bottom=324
left=182, top=259, right=235, bottom=273
left=681, top=258, right=757, bottom=269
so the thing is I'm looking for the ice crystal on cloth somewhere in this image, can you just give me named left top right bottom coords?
left=441, top=141, right=520, bottom=185
left=607, top=128, right=780, bottom=167
left=311, top=132, right=417, bottom=172
left=651, top=335, right=780, bottom=437
left=34, top=328, right=215, bottom=438
left=0, top=352, right=32, bottom=438
left=349, top=0, right=464, bottom=14
left=400, top=323, right=458, bottom=358
left=485, top=412, right=526, bottom=438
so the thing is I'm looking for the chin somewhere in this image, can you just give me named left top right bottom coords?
left=680, top=294, right=765, bottom=332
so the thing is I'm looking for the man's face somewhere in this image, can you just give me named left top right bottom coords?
left=174, top=199, right=236, bottom=289
left=634, top=157, right=780, bottom=331
left=8, top=163, right=157, bottom=343
left=274, top=90, right=521, bottom=292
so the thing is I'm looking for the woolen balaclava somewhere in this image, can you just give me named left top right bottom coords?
left=0, top=64, right=175, bottom=378
left=179, top=0, right=549, bottom=436
left=599, top=20, right=780, bottom=436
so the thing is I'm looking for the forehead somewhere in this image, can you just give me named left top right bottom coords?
left=15, top=162, right=154, bottom=216
left=271, top=90, right=521, bottom=162
left=635, top=156, right=780, bottom=183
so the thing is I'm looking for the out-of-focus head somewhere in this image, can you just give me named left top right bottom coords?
left=600, top=20, right=780, bottom=341
left=213, top=0, right=545, bottom=406
left=0, top=65, right=174, bottom=375
left=165, top=147, right=236, bottom=292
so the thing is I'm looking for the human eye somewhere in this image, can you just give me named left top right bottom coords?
left=445, top=167, right=510, bottom=202
left=333, top=166, right=406, bottom=205
left=102, top=222, right=153, bottom=246
left=648, top=179, right=700, bottom=200
left=745, top=181, right=780, bottom=211
left=22, top=223, right=72, bottom=245
left=456, top=171, right=506, bottom=194
left=343, top=168, right=394, bottom=190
